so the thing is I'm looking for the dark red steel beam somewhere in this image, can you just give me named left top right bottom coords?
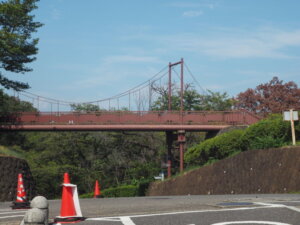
left=169, top=61, right=182, bottom=67
left=0, top=124, right=230, bottom=132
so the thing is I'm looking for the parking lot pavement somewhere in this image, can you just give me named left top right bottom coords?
left=1, top=194, right=300, bottom=225
left=84, top=202, right=300, bottom=225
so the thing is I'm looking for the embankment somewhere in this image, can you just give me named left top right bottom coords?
left=0, top=156, right=36, bottom=201
left=147, top=147, right=300, bottom=196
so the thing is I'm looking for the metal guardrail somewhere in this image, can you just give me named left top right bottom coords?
left=0, top=110, right=260, bottom=126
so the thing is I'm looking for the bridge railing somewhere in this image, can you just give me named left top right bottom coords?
left=0, top=110, right=260, bottom=126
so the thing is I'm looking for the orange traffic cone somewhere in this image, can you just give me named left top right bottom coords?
left=93, top=180, right=101, bottom=198
left=11, top=173, right=30, bottom=209
left=54, top=173, right=84, bottom=223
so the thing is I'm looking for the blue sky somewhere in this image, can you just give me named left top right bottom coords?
left=7, top=0, right=300, bottom=110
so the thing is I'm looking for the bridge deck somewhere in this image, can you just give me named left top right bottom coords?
left=0, top=110, right=260, bottom=131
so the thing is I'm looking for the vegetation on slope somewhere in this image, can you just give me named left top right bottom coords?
left=185, top=114, right=300, bottom=167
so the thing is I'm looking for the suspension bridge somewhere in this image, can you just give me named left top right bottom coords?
left=0, top=59, right=260, bottom=176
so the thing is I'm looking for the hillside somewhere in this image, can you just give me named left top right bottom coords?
left=147, top=147, right=300, bottom=196
left=0, top=155, right=36, bottom=201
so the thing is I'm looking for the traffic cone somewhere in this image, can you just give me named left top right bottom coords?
left=11, top=173, right=30, bottom=209
left=54, top=173, right=84, bottom=223
left=93, top=180, right=101, bottom=198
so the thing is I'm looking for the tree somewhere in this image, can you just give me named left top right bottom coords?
left=70, top=103, right=101, bottom=112
left=0, top=0, right=42, bottom=90
left=150, top=83, right=234, bottom=111
left=235, top=77, right=300, bottom=116
left=199, top=90, right=234, bottom=111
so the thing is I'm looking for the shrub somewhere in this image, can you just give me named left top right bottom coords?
left=185, top=113, right=299, bottom=167
left=185, top=129, right=245, bottom=165
left=240, top=114, right=290, bottom=151
left=102, top=185, right=138, bottom=198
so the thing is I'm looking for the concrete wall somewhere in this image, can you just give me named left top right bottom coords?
left=148, top=147, right=300, bottom=196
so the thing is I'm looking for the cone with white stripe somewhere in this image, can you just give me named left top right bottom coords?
left=11, top=173, right=30, bottom=209
left=54, top=173, right=84, bottom=223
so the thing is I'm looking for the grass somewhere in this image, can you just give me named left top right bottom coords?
left=0, top=145, right=25, bottom=159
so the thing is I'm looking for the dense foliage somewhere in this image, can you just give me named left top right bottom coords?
left=0, top=0, right=42, bottom=90
left=185, top=114, right=300, bottom=166
left=151, top=84, right=234, bottom=111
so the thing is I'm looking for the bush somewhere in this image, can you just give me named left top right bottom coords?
left=102, top=185, right=138, bottom=198
left=185, top=129, right=245, bottom=165
left=185, top=113, right=299, bottom=167
left=80, top=192, right=94, bottom=198
left=240, top=114, right=290, bottom=151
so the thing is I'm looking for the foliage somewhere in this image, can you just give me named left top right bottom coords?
left=199, top=90, right=234, bottom=111
left=0, top=0, right=42, bottom=90
left=185, top=114, right=300, bottom=166
left=0, top=89, right=36, bottom=112
left=151, top=84, right=234, bottom=111
left=70, top=103, right=101, bottom=112
left=0, top=145, right=25, bottom=158
left=19, top=130, right=164, bottom=198
left=101, top=185, right=138, bottom=198
left=239, top=114, right=291, bottom=151
left=235, top=77, right=300, bottom=116
left=0, top=89, right=36, bottom=146
left=185, top=129, right=245, bottom=165
left=79, top=179, right=152, bottom=198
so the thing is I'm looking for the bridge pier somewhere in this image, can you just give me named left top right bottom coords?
left=178, top=130, right=186, bottom=173
left=165, top=130, right=186, bottom=177
left=166, top=131, right=173, bottom=178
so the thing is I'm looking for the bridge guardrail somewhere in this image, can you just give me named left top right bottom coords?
left=0, top=110, right=260, bottom=126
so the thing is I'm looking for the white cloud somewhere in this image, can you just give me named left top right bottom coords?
left=153, top=28, right=300, bottom=59
left=51, top=8, right=61, bottom=20
left=169, top=2, right=218, bottom=9
left=102, top=55, right=161, bottom=65
left=183, top=11, right=203, bottom=17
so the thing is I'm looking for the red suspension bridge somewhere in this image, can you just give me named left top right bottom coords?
left=0, top=59, right=260, bottom=176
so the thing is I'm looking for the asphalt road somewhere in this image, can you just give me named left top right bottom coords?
left=1, top=194, right=300, bottom=225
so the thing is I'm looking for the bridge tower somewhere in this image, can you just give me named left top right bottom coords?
left=166, top=58, right=186, bottom=177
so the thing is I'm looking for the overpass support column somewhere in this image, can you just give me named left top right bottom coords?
left=178, top=130, right=186, bottom=173
left=166, top=131, right=173, bottom=178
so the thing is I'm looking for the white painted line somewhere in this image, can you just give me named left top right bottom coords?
left=0, top=211, right=26, bottom=215
left=123, top=205, right=273, bottom=218
left=87, top=217, right=121, bottom=221
left=0, top=215, right=24, bottom=219
left=211, top=221, right=291, bottom=225
left=255, top=202, right=300, bottom=213
left=120, top=216, right=136, bottom=225
left=87, top=205, right=274, bottom=222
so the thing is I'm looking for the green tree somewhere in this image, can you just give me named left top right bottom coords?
left=199, top=90, right=234, bottom=111
left=70, top=103, right=100, bottom=112
left=151, top=84, right=233, bottom=111
left=0, top=0, right=42, bottom=90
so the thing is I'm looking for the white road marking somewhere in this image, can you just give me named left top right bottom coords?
left=211, top=221, right=291, bottom=225
left=87, top=204, right=274, bottom=222
left=0, top=211, right=26, bottom=215
left=117, top=205, right=273, bottom=218
left=255, top=202, right=300, bottom=213
left=120, top=216, right=136, bottom=225
left=86, top=201, right=300, bottom=224
left=0, top=215, right=24, bottom=219
left=87, top=217, right=121, bottom=221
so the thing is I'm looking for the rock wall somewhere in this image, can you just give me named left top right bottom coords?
left=0, top=156, right=36, bottom=201
left=148, top=147, right=300, bottom=196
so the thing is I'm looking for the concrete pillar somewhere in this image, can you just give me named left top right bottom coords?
left=30, top=196, right=49, bottom=225
left=23, top=208, right=45, bottom=225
